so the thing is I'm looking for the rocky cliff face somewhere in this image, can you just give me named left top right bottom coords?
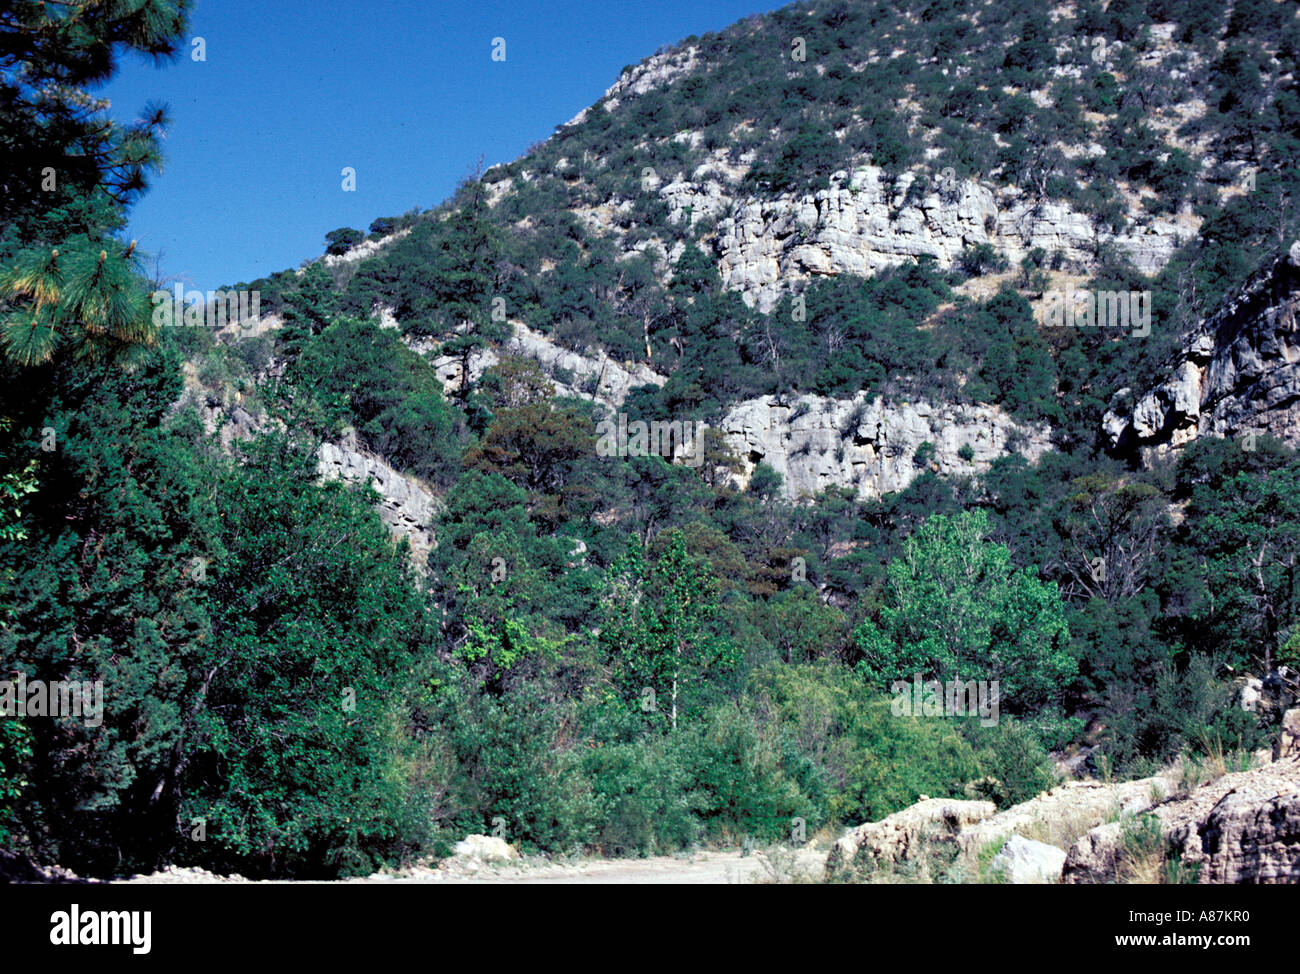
left=543, top=27, right=1200, bottom=314
left=1103, top=241, right=1300, bottom=459
left=714, top=169, right=1185, bottom=312
left=719, top=392, right=1052, bottom=500
left=418, top=322, right=1051, bottom=501
left=425, top=320, right=667, bottom=414
left=177, top=357, right=439, bottom=571
left=593, top=157, right=1186, bottom=313
left=317, top=439, right=438, bottom=568
left=412, top=321, right=1050, bottom=502
left=1063, top=742, right=1300, bottom=884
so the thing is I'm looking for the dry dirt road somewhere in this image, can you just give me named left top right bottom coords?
left=371, top=847, right=827, bottom=884
left=117, top=847, right=829, bottom=885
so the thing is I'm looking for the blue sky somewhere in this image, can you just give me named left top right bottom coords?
left=101, top=0, right=773, bottom=291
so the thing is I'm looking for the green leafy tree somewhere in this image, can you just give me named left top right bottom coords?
left=289, top=314, right=462, bottom=486
left=464, top=400, right=593, bottom=503
left=1056, top=473, right=1167, bottom=605
left=182, top=433, right=434, bottom=876
left=0, top=417, right=38, bottom=541
left=752, top=663, right=981, bottom=825
left=0, top=420, right=35, bottom=843
left=0, top=0, right=189, bottom=232
left=422, top=178, right=509, bottom=395
left=1173, top=438, right=1300, bottom=671
left=429, top=470, right=598, bottom=690
left=0, top=349, right=220, bottom=873
left=753, top=586, right=845, bottom=664
left=855, top=509, right=1075, bottom=712
left=0, top=238, right=156, bottom=365
left=600, top=531, right=739, bottom=731
left=324, top=227, right=363, bottom=255
left=275, top=262, right=340, bottom=365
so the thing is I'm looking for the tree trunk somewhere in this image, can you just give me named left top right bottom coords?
left=671, top=656, right=679, bottom=733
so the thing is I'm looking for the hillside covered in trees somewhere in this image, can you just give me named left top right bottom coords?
left=2, top=0, right=1299, bottom=881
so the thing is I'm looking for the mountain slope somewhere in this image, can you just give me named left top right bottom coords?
left=229, top=0, right=1300, bottom=485
left=137, top=0, right=1300, bottom=881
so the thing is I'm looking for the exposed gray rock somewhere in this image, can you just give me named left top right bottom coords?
left=825, top=765, right=1191, bottom=883
left=825, top=798, right=996, bottom=881
left=1061, top=821, right=1127, bottom=883
left=421, top=322, right=667, bottom=414
left=661, top=174, right=729, bottom=227
left=1277, top=709, right=1300, bottom=762
left=1240, top=677, right=1265, bottom=714
left=317, top=441, right=439, bottom=570
left=989, top=835, right=1067, bottom=884
left=714, top=169, right=1182, bottom=311
left=1063, top=752, right=1300, bottom=884
left=719, top=392, right=1051, bottom=500
left=177, top=362, right=265, bottom=452
left=1103, top=242, right=1300, bottom=459
left=176, top=362, right=439, bottom=571
left=603, top=45, right=701, bottom=103
left=427, top=346, right=497, bottom=393
left=505, top=322, right=666, bottom=409
left=212, top=311, right=282, bottom=343
left=827, top=747, right=1300, bottom=884
left=396, top=319, right=1048, bottom=504
left=958, top=775, right=1172, bottom=858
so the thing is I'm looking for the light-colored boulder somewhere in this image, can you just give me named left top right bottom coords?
left=989, top=835, right=1066, bottom=884
left=452, top=835, right=519, bottom=862
left=1240, top=677, right=1264, bottom=713
left=1277, top=709, right=1300, bottom=761
left=1060, top=821, right=1127, bottom=883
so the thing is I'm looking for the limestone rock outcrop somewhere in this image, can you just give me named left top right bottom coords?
left=402, top=316, right=1050, bottom=503
left=825, top=798, right=996, bottom=881
left=719, top=392, right=1052, bottom=500
left=317, top=441, right=439, bottom=569
left=713, top=169, right=1182, bottom=312
left=175, top=361, right=439, bottom=571
left=423, top=321, right=666, bottom=414
left=957, top=774, right=1177, bottom=857
left=1103, top=241, right=1300, bottom=459
left=505, top=322, right=666, bottom=409
left=827, top=745, right=1300, bottom=884
left=602, top=45, right=701, bottom=103
left=1062, top=752, right=1300, bottom=884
